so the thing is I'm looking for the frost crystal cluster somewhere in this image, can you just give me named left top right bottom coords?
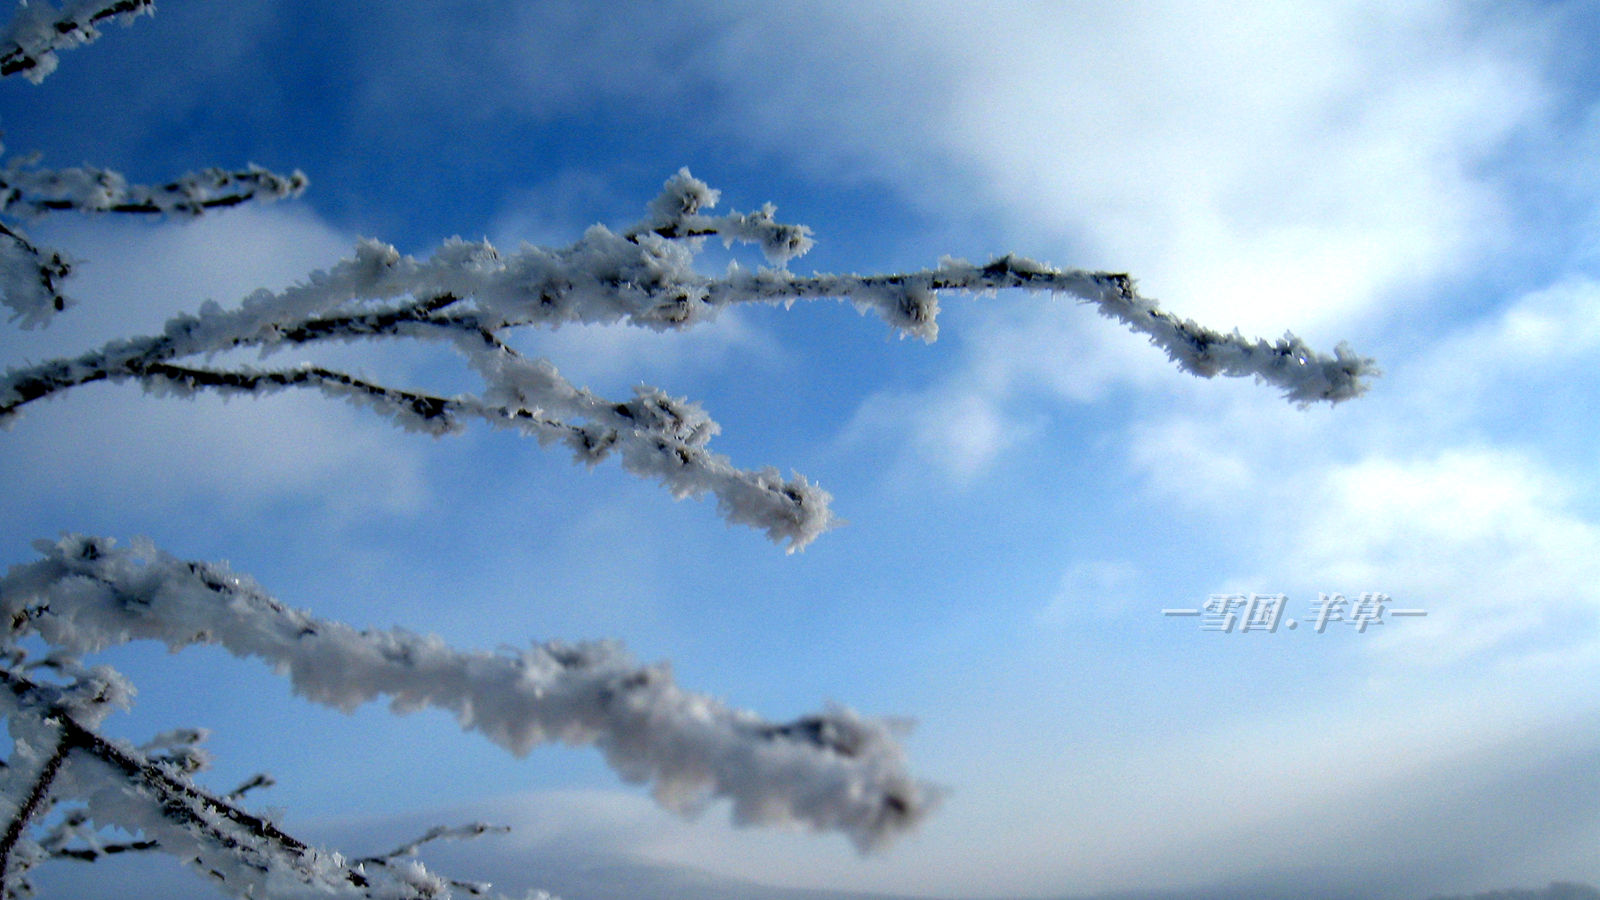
left=0, top=4, right=1375, bottom=899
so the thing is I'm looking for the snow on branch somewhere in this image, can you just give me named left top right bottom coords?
left=0, top=665, right=507, bottom=898
left=1, top=35, right=305, bottom=329
left=0, top=219, right=70, bottom=328
left=0, top=170, right=1375, bottom=548
left=0, top=284, right=836, bottom=548
left=0, top=161, right=308, bottom=218
left=39, top=808, right=157, bottom=863
left=354, top=823, right=512, bottom=869
left=0, top=534, right=936, bottom=853
left=0, top=0, right=153, bottom=83
left=0, top=151, right=307, bottom=328
left=626, top=168, right=814, bottom=263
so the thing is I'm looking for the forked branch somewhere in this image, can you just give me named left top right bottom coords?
left=0, top=171, right=1377, bottom=550
left=0, top=666, right=515, bottom=899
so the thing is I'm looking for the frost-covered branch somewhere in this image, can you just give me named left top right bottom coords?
left=0, top=291, right=836, bottom=547
left=0, top=41, right=304, bottom=329
left=0, top=534, right=936, bottom=853
left=225, top=772, right=276, bottom=801
left=0, top=721, right=70, bottom=892
left=0, top=161, right=308, bottom=218
left=0, top=650, right=526, bottom=899
left=42, top=805, right=159, bottom=862
left=0, top=153, right=307, bottom=328
left=0, top=219, right=71, bottom=328
left=349, top=823, right=516, bottom=897
left=0, top=686, right=479, bottom=898
left=0, top=0, right=153, bottom=82
left=356, top=823, right=511, bottom=867
left=0, top=170, right=1375, bottom=549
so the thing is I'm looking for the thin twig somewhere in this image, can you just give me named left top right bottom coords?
left=0, top=727, right=70, bottom=893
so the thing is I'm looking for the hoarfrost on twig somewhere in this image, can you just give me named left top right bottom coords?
left=0, top=169, right=1375, bottom=549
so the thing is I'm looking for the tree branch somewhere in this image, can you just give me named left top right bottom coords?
left=0, top=0, right=154, bottom=83
left=224, top=773, right=275, bottom=802
left=0, top=535, right=936, bottom=852
left=0, top=221, right=71, bottom=328
left=0, top=164, right=308, bottom=218
left=50, top=837, right=160, bottom=862
left=0, top=171, right=1376, bottom=548
left=0, top=726, right=70, bottom=896
left=0, top=667, right=493, bottom=898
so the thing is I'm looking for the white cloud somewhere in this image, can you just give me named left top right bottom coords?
left=1406, top=276, right=1600, bottom=427
left=1263, top=275, right=1600, bottom=664
left=964, top=1, right=1542, bottom=334
left=696, top=1, right=1551, bottom=339
left=0, top=386, right=429, bottom=517
left=699, top=2, right=1563, bottom=493
left=1039, top=557, right=1145, bottom=621
left=1127, top=412, right=1259, bottom=506
left=839, top=298, right=1174, bottom=485
left=843, top=382, right=1021, bottom=487
left=1280, top=447, right=1600, bottom=664
left=1123, top=383, right=1600, bottom=668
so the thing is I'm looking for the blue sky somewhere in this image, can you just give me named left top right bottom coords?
left=2, top=2, right=1598, bottom=899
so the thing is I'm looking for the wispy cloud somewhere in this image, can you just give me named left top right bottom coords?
left=1117, top=267, right=1600, bottom=669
